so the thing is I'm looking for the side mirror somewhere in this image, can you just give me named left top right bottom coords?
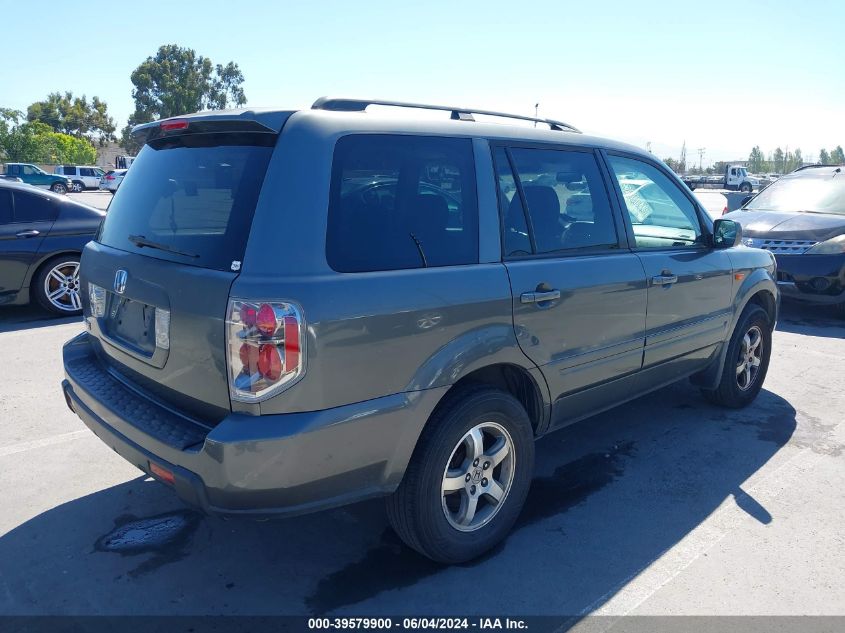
left=713, top=218, right=742, bottom=248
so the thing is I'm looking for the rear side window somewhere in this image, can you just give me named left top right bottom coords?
left=97, top=133, right=274, bottom=271
left=62, top=165, right=76, bottom=175
left=500, top=147, right=618, bottom=255
left=493, top=147, right=531, bottom=256
left=327, top=134, right=479, bottom=272
left=13, top=191, right=57, bottom=222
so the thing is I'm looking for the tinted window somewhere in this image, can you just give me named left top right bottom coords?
left=80, top=168, right=94, bottom=177
left=0, top=190, right=12, bottom=224
left=62, top=165, right=76, bottom=175
left=97, top=134, right=274, bottom=271
left=507, top=148, right=618, bottom=253
left=13, top=191, right=57, bottom=222
left=493, top=147, right=531, bottom=256
left=608, top=155, right=703, bottom=248
left=327, top=135, right=478, bottom=272
left=22, top=165, right=38, bottom=176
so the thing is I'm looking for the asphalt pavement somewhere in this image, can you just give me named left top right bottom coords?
left=0, top=301, right=843, bottom=618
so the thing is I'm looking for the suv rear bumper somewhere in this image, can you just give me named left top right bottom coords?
left=62, top=332, right=446, bottom=518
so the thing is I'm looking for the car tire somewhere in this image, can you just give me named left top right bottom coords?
left=386, top=386, right=535, bottom=564
left=701, top=304, right=771, bottom=408
left=740, top=182, right=752, bottom=193
left=51, top=182, right=68, bottom=194
left=71, top=181, right=85, bottom=193
left=33, top=255, right=82, bottom=316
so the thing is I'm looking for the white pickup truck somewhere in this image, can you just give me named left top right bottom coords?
left=682, top=165, right=759, bottom=193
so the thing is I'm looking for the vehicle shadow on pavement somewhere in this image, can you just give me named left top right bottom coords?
left=0, top=383, right=797, bottom=616
left=776, top=302, right=845, bottom=339
left=0, top=305, right=80, bottom=334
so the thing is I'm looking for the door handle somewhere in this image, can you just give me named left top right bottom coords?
left=15, top=230, right=40, bottom=239
left=520, top=289, right=561, bottom=304
left=652, top=272, right=678, bottom=286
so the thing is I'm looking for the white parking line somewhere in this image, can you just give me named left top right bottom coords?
left=0, top=430, right=89, bottom=458
left=574, top=441, right=824, bottom=622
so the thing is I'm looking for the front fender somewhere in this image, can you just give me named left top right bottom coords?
left=692, top=254, right=778, bottom=390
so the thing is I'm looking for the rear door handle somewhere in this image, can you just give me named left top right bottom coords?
left=520, top=289, right=561, bottom=304
left=15, top=230, right=40, bottom=239
left=652, top=272, right=678, bottom=286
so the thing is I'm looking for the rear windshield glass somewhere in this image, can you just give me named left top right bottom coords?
left=97, top=133, right=275, bottom=270
left=746, top=170, right=845, bottom=215
left=326, top=134, right=478, bottom=273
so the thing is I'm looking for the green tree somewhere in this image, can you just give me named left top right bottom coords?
left=830, top=145, right=845, bottom=164
left=120, top=44, right=247, bottom=153
left=748, top=146, right=766, bottom=173
left=663, top=157, right=680, bottom=172
left=27, top=92, right=116, bottom=146
left=0, top=117, right=96, bottom=164
left=772, top=147, right=785, bottom=173
left=819, top=148, right=830, bottom=165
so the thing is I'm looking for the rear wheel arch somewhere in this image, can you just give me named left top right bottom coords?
left=428, top=363, right=548, bottom=436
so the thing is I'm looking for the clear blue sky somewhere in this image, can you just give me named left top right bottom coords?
left=1, top=0, right=843, bottom=165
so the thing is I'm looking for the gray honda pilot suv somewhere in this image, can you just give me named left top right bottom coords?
left=62, top=98, right=778, bottom=563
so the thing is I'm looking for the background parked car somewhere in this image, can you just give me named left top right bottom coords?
left=98, top=169, right=127, bottom=193
left=54, top=165, right=106, bottom=192
left=1, top=163, right=73, bottom=194
left=0, top=181, right=104, bottom=314
left=725, top=164, right=845, bottom=315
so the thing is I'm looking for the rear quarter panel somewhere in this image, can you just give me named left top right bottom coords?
left=234, top=113, right=541, bottom=416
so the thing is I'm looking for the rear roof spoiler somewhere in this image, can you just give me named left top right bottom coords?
left=132, top=109, right=292, bottom=143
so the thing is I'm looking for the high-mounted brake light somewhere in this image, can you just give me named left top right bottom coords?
left=160, top=119, right=189, bottom=131
left=226, top=300, right=305, bottom=402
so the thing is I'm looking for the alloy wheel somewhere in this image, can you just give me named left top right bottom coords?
left=736, top=325, right=763, bottom=391
left=43, top=261, right=81, bottom=312
left=441, top=421, right=515, bottom=532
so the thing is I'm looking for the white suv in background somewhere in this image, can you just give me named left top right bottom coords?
left=54, top=165, right=106, bottom=192
left=98, top=169, right=127, bottom=193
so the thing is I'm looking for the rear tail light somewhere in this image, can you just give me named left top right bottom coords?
left=226, top=300, right=305, bottom=402
left=105, top=174, right=115, bottom=181
left=722, top=205, right=728, bottom=216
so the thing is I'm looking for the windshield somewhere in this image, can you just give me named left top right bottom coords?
left=745, top=170, right=845, bottom=215
left=97, top=133, right=275, bottom=270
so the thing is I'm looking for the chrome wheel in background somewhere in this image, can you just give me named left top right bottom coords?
left=43, top=261, right=81, bottom=312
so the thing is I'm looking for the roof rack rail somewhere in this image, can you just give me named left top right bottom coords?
left=311, top=97, right=581, bottom=133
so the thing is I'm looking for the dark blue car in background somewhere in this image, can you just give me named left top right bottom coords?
left=726, top=164, right=845, bottom=316
left=0, top=181, right=104, bottom=315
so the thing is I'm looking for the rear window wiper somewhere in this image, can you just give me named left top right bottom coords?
left=128, top=234, right=199, bottom=259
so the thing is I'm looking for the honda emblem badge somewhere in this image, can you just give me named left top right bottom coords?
left=114, top=269, right=128, bottom=294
